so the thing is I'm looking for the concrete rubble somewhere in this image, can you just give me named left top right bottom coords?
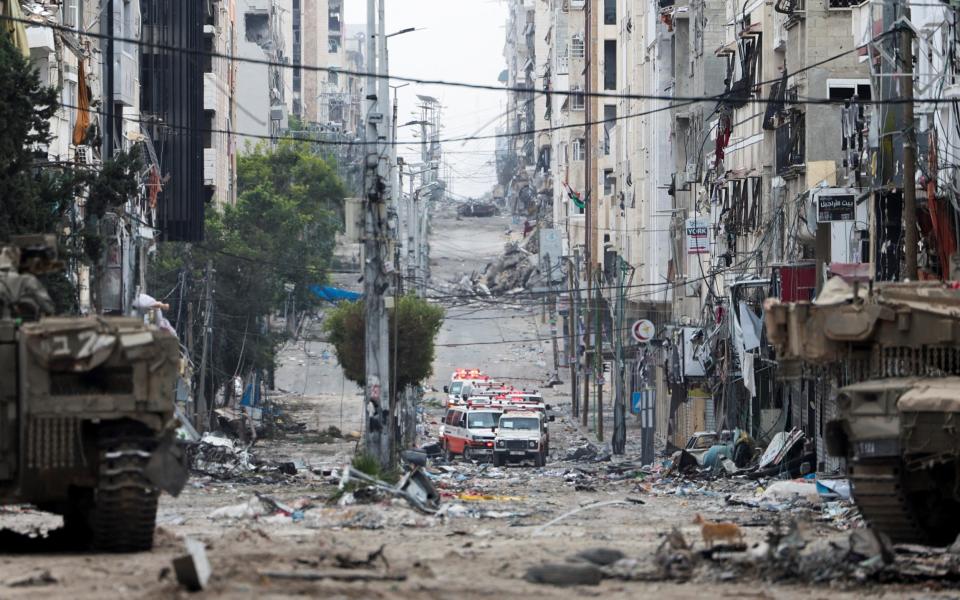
left=172, top=538, right=211, bottom=592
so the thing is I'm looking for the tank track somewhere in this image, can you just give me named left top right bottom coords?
left=849, top=459, right=926, bottom=544
left=90, top=432, right=159, bottom=552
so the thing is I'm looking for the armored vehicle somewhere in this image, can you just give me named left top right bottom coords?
left=0, top=236, right=185, bottom=552
left=766, top=279, right=960, bottom=544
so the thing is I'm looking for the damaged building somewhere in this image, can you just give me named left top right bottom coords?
left=502, top=0, right=960, bottom=472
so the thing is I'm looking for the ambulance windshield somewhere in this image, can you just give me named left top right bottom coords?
left=450, top=381, right=463, bottom=395
left=467, top=411, right=501, bottom=429
left=499, top=417, right=539, bottom=431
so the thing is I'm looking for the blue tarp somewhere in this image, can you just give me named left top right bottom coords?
left=310, top=285, right=362, bottom=303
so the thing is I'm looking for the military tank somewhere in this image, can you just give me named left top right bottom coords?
left=0, top=235, right=186, bottom=552
left=765, top=278, right=960, bottom=545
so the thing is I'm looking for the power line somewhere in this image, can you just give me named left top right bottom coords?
left=33, top=28, right=928, bottom=154
left=6, top=16, right=939, bottom=108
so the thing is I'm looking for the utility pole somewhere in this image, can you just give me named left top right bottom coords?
left=363, top=0, right=391, bottom=468
left=105, top=0, right=114, bottom=158
left=197, top=259, right=213, bottom=432
left=408, top=172, right=417, bottom=290
left=568, top=251, right=581, bottom=417
left=582, top=0, right=595, bottom=430
left=901, top=2, right=917, bottom=280
left=595, top=275, right=603, bottom=441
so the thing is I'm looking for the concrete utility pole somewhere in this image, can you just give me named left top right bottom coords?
left=582, top=0, right=594, bottom=430
left=407, top=171, right=417, bottom=288
left=568, top=251, right=581, bottom=417
left=377, top=0, right=396, bottom=466
left=363, top=0, right=391, bottom=467
left=595, top=275, right=603, bottom=441
left=105, top=0, right=114, bottom=158
left=197, top=259, right=214, bottom=432
left=901, top=2, right=918, bottom=280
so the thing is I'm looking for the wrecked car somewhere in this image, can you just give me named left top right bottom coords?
left=672, top=429, right=755, bottom=472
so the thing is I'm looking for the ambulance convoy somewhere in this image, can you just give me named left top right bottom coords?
left=439, top=369, right=553, bottom=467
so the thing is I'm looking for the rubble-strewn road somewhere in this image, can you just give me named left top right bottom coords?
left=0, top=215, right=957, bottom=598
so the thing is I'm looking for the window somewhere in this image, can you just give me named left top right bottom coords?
left=65, top=80, right=77, bottom=135
left=603, top=169, right=615, bottom=195
left=571, top=33, right=585, bottom=58
left=571, top=87, right=585, bottom=111
left=63, top=0, right=79, bottom=28
left=329, top=71, right=339, bottom=85
left=573, top=138, right=585, bottom=161
left=604, top=0, right=616, bottom=24
left=603, top=105, right=615, bottom=155
left=604, top=40, right=617, bottom=90
left=499, top=417, right=539, bottom=431
left=202, top=33, right=214, bottom=73
left=827, top=79, right=871, bottom=100
left=467, top=412, right=501, bottom=429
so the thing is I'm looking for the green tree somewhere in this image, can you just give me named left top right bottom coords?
left=323, top=295, right=445, bottom=391
left=149, top=140, right=346, bottom=411
left=0, top=33, right=143, bottom=312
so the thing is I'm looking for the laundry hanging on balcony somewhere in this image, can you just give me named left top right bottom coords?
left=72, top=60, right=91, bottom=146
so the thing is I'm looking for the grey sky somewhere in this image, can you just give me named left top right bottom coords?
left=344, top=0, right=508, bottom=198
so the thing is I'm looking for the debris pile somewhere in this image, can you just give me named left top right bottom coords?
left=444, top=235, right=548, bottom=297
left=188, top=433, right=254, bottom=478
left=187, top=432, right=300, bottom=483
left=483, top=242, right=544, bottom=295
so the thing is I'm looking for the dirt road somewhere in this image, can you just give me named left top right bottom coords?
left=0, top=215, right=955, bottom=598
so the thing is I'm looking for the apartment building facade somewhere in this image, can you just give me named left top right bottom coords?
left=503, top=0, right=943, bottom=468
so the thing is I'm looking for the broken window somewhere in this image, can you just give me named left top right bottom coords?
left=725, top=32, right=761, bottom=107
left=762, top=71, right=787, bottom=130
left=203, top=33, right=214, bottom=72
left=827, top=79, right=872, bottom=100
left=725, top=176, right=763, bottom=235
left=776, top=112, right=805, bottom=176
left=603, top=169, right=615, bottom=195
left=244, top=13, right=270, bottom=45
